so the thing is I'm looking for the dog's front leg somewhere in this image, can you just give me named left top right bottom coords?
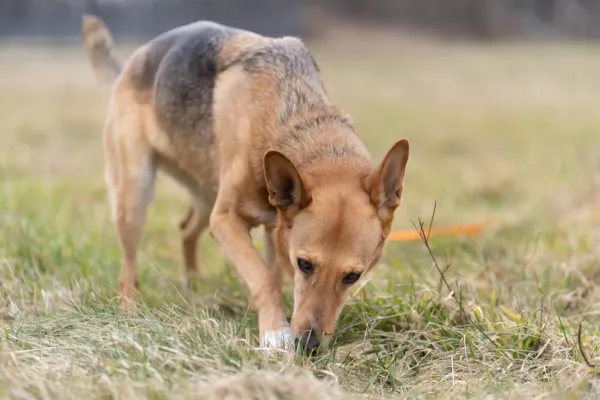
left=209, top=208, right=291, bottom=349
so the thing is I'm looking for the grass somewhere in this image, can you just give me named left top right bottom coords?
left=2, top=34, right=600, bottom=398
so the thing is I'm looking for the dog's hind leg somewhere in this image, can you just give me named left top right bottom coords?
left=179, top=198, right=211, bottom=288
left=263, top=226, right=292, bottom=288
left=263, top=227, right=277, bottom=274
left=104, top=112, right=156, bottom=310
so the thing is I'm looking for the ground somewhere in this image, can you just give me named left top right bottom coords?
left=2, top=34, right=600, bottom=399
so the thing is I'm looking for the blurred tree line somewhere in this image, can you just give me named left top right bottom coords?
left=324, top=0, right=600, bottom=38
left=0, top=0, right=304, bottom=39
left=1, top=0, right=599, bottom=40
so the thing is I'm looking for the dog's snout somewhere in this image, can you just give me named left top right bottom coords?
left=295, top=329, right=320, bottom=355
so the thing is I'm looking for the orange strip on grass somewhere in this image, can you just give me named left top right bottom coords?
left=388, top=223, right=484, bottom=242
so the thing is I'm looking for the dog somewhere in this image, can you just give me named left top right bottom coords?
left=82, top=14, right=409, bottom=353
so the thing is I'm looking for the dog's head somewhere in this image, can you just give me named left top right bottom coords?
left=264, top=139, right=409, bottom=354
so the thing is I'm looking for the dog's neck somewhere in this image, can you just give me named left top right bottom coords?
left=274, top=106, right=373, bottom=174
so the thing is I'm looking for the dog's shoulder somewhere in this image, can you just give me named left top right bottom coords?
left=220, top=35, right=320, bottom=80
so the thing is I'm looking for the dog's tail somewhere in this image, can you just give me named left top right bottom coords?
left=81, top=14, right=121, bottom=83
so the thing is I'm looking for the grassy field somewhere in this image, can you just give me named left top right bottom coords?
left=2, top=35, right=600, bottom=399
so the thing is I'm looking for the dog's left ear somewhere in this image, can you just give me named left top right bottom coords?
left=365, top=139, right=409, bottom=218
left=264, top=150, right=311, bottom=217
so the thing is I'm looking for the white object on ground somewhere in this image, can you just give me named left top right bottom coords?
left=260, top=327, right=293, bottom=350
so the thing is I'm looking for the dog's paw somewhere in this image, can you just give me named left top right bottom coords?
left=118, top=297, right=138, bottom=314
left=181, top=272, right=202, bottom=293
left=259, top=327, right=293, bottom=352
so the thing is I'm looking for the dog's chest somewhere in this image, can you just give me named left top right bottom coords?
left=239, top=197, right=277, bottom=228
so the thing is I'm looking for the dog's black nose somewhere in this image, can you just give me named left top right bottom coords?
left=295, top=330, right=320, bottom=355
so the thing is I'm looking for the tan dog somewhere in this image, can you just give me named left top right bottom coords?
left=82, top=15, right=409, bottom=353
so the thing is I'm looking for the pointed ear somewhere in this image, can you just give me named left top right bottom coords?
left=366, top=139, right=409, bottom=215
left=264, top=151, right=311, bottom=214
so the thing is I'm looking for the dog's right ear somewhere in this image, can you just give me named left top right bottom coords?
left=264, top=151, right=311, bottom=216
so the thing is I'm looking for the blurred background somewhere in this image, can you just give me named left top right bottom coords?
left=2, top=0, right=600, bottom=312
left=2, top=0, right=600, bottom=41
left=2, top=0, right=600, bottom=243
left=3, top=2, right=600, bottom=396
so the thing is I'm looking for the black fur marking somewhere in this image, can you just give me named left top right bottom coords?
left=130, top=38, right=175, bottom=90
left=151, top=22, right=238, bottom=136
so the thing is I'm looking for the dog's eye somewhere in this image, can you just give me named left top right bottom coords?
left=297, top=258, right=314, bottom=276
left=342, top=272, right=362, bottom=285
